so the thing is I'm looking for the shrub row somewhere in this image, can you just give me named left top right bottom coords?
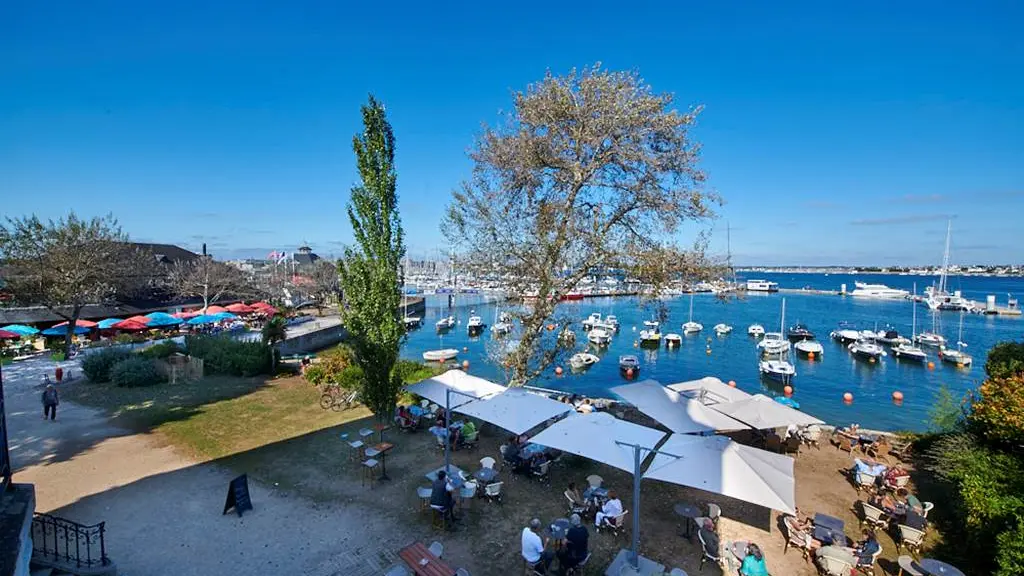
left=111, top=356, right=167, bottom=388
left=81, top=349, right=133, bottom=383
left=185, top=335, right=273, bottom=377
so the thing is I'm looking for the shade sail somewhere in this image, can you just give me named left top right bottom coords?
left=406, top=369, right=507, bottom=408
left=1, top=324, right=40, bottom=335
left=0, top=330, right=20, bottom=340
left=611, top=380, right=746, bottom=434
left=666, top=377, right=753, bottom=406
left=112, top=319, right=150, bottom=331
left=96, top=318, right=124, bottom=329
left=644, top=433, right=796, bottom=514
left=710, top=394, right=824, bottom=430
left=42, top=325, right=89, bottom=336
left=528, top=412, right=667, bottom=474
left=186, top=314, right=220, bottom=325
left=55, top=319, right=98, bottom=328
left=454, top=387, right=573, bottom=435
left=226, top=303, right=254, bottom=313
left=205, top=305, right=229, bottom=314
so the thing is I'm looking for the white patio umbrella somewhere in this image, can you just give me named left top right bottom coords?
left=644, top=433, right=797, bottom=514
left=710, top=394, right=824, bottom=430
left=454, top=387, right=573, bottom=435
left=611, top=380, right=746, bottom=434
left=666, top=376, right=753, bottom=405
left=405, top=369, right=506, bottom=408
left=528, top=411, right=667, bottom=474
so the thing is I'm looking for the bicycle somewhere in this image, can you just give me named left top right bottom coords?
left=319, top=386, right=359, bottom=411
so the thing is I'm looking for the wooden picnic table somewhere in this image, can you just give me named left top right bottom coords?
left=399, top=542, right=455, bottom=576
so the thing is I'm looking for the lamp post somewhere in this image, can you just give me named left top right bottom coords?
left=614, top=441, right=683, bottom=572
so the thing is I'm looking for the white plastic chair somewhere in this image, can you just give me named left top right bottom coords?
left=855, top=471, right=877, bottom=492
left=455, top=569, right=471, bottom=576
left=859, top=501, right=889, bottom=530
left=598, top=510, right=628, bottom=535
left=922, top=501, right=934, bottom=518
left=897, top=524, right=926, bottom=554
left=428, top=541, right=444, bottom=558
left=385, top=564, right=412, bottom=576
left=586, top=474, right=603, bottom=489
left=479, top=456, right=496, bottom=470
left=818, top=555, right=854, bottom=576
left=707, top=502, right=722, bottom=525
left=484, top=481, right=503, bottom=503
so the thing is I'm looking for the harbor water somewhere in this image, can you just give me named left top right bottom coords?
left=400, top=273, right=1023, bottom=432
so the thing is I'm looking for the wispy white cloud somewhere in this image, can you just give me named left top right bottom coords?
left=850, top=214, right=952, bottom=226
left=894, top=193, right=947, bottom=204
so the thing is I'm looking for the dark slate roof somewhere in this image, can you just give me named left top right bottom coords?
left=293, top=252, right=321, bottom=265
left=0, top=296, right=211, bottom=325
left=129, top=242, right=200, bottom=265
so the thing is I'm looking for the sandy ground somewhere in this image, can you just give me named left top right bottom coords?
left=6, top=356, right=925, bottom=575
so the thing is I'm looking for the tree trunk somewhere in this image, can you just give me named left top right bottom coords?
left=63, top=306, right=82, bottom=357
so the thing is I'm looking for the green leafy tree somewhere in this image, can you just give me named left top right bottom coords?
left=985, top=341, right=1024, bottom=379
left=338, top=95, right=405, bottom=420
left=0, top=213, right=157, bottom=355
left=928, top=383, right=964, bottom=432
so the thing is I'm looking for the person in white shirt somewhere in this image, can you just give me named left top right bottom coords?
left=521, top=518, right=553, bottom=573
left=595, top=490, right=624, bottom=528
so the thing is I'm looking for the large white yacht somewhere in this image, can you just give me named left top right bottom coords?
left=746, top=279, right=779, bottom=292
left=850, top=282, right=909, bottom=299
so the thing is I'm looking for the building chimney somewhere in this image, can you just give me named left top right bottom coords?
left=202, top=243, right=207, bottom=257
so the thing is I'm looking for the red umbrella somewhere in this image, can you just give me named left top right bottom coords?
left=226, top=303, right=255, bottom=314
left=206, top=305, right=229, bottom=314
left=54, top=319, right=98, bottom=328
left=251, top=302, right=277, bottom=314
left=124, top=315, right=152, bottom=324
left=172, top=310, right=200, bottom=319
left=0, top=329, right=21, bottom=340
left=112, top=319, right=150, bottom=331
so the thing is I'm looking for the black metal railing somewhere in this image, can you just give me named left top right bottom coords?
left=1, top=364, right=13, bottom=492
left=31, top=513, right=110, bottom=569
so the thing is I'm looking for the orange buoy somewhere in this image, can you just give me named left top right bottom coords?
left=783, top=385, right=793, bottom=396
left=927, top=361, right=935, bottom=370
left=626, top=368, right=634, bottom=378
left=555, top=366, right=563, bottom=375
left=892, top=391, right=904, bottom=402
left=462, top=360, right=470, bottom=369
left=843, top=392, right=854, bottom=403
left=547, top=324, right=555, bottom=331
left=808, top=352, right=815, bottom=360
left=728, top=380, right=737, bottom=388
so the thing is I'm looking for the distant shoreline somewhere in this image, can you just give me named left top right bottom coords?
left=737, top=268, right=1024, bottom=278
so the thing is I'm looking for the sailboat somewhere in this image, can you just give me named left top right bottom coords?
left=940, top=311, right=973, bottom=367
left=682, top=291, right=703, bottom=333
left=915, top=305, right=947, bottom=347
left=893, top=283, right=929, bottom=363
left=925, top=220, right=971, bottom=311
left=491, top=307, right=512, bottom=336
left=759, top=298, right=796, bottom=383
left=402, top=256, right=421, bottom=329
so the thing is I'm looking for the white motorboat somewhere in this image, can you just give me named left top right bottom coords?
left=848, top=339, right=887, bottom=361
left=467, top=315, right=486, bottom=335
left=747, top=324, right=765, bottom=337
left=664, top=333, right=682, bottom=347
left=491, top=309, right=512, bottom=335
left=859, top=329, right=880, bottom=341
left=570, top=352, right=600, bottom=371
left=713, top=323, right=733, bottom=335
left=582, top=312, right=602, bottom=330
left=850, top=282, right=910, bottom=299
left=915, top=332, right=946, bottom=347
left=592, top=321, right=616, bottom=333
left=643, top=320, right=659, bottom=329
left=604, top=315, right=620, bottom=331
left=757, top=333, right=791, bottom=354
left=894, top=283, right=928, bottom=363
left=435, top=316, right=455, bottom=330
left=786, top=324, right=815, bottom=341
left=682, top=292, right=703, bottom=333
left=423, top=348, right=459, bottom=362
left=618, top=355, right=640, bottom=377
left=940, top=312, right=973, bottom=367
left=639, top=322, right=662, bottom=346
left=830, top=328, right=861, bottom=344
left=794, top=340, right=824, bottom=357
left=587, top=327, right=612, bottom=346
left=403, top=316, right=422, bottom=329
left=746, top=279, right=779, bottom=292
left=759, top=358, right=795, bottom=383
left=874, top=327, right=910, bottom=346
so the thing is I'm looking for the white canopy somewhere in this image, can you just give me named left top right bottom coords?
left=666, top=376, right=753, bottom=405
left=405, top=369, right=507, bottom=408
left=710, top=394, right=824, bottom=430
left=644, top=433, right=797, bottom=514
left=528, top=412, right=667, bottom=474
left=455, top=387, right=574, bottom=435
left=611, top=380, right=746, bottom=434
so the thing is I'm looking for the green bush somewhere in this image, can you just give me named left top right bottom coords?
left=140, top=340, right=182, bottom=359
left=110, top=356, right=166, bottom=388
left=336, top=365, right=364, bottom=391
left=996, top=518, right=1024, bottom=576
left=395, top=359, right=436, bottom=383
left=303, top=364, right=330, bottom=386
left=185, top=335, right=272, bottom=377
left=81, top=348, right=133, bottom=383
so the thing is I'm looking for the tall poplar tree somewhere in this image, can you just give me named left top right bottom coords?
left=338, top=95, right=406, bottom=420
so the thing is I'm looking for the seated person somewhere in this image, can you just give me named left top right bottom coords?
left=395, top=405, right=416, bottom=430
left=521, top=518, right=554, bottom=574
left=576, top=398, right=595, bottom=414
left=595, top=490, right=623, bottom=528
left=530, top=451, right=550, bottom=472
left=565, top=482, right=586, bottom=510
left=429, top=470, right=456, bottom=526
left=699, top=519, right=720, bottom=558
left=869, top=493, right=904, bottom=516
left=883, top=465, right=910, bottom=487
left=784, top=514, right=822, bottom=551
left=460, top=419, right=477, bottom=439
left=905, top=493, right=924, bottom=515
left=737, top=543, right=769, bottom=576
left=852, top=529, right=880, bottom=566
left=557, top=513, right=589, bottom=575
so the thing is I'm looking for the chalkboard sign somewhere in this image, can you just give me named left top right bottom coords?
left=223, top=474, right=253, bottom=517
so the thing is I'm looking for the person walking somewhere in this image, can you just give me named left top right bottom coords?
left=42, top=384, right=59, bottom=421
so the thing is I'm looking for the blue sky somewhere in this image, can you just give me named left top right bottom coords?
left=2, top=1, right=1022, bottom=266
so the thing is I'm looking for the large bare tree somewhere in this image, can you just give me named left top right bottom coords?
left=0, top=213, right=157, bottom=354
left=311, top=259, right=340, bottom=314
left=444, top=65, right=720, bottom=384
left=168, top=256, right=251, bottom=312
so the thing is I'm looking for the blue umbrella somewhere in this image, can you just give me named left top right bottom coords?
left=211, top=312, right=238, bottom=321
left=774, top=396, right=801, bottom=409
left=144, top=312, right=182, bottom=327
left=97, top=318, right=124, bottom=329
left=186, top=314, right=219, bottom=325
left=1, top=324, right=40, bottom=336
left=42, top=325, right=90, bottom=336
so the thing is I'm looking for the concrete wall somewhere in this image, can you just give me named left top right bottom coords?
left=276, top=321, right=348, bottom=356
left=0, top=484, right=35, bottom=576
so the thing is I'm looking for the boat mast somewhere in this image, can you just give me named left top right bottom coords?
left=403, top=255, right=409, bottom=318
left=911, top=283, right=917, bottom=340
left=727, top=222, right=736, bottom=287
left=689, top=291, right=694, bottom=323
left=938, top=220, right=951, bottom=295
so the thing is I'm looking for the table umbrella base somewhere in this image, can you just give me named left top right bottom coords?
left=605, top=549, right=666, bottom=576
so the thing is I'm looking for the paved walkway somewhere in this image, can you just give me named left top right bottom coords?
left=4, top=357, right=415, bottom=576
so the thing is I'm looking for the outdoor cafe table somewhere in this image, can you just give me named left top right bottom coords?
left=473, top=467, right=498, bottom=484
left=674, top=502, right=702, bottom=539
left=916, top=559, right=965, bottom=576
left=399, top=542, right=455, bottom=576
left=374, top=422, right=391, bottom=443
left=728, top=541, right=751, bottom=564
left=426, top=465, right=466, bottom=489
left=813, top=513, right=848, bottom=546
left=897, top=555, right=925, bottom=576
left=369, top=442, right=394, bottom=480
left=548, top=518, right=570, bottom=540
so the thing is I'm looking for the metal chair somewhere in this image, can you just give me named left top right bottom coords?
left=532, top=460, right=551, bottom=483
left=565, top=491, right=588, bottom=517
left=586, top=475, right=603, bottom=490
left=565, top=552, right=591, bottom=575
left=361, top=459, right=379, bottom=487
left=597, top=511, right=628, bottom=536
left=417, top=486, right=432, bottom=512
left=347, top=439, right=365, bottom=462
left=484, top=481, right=503, bottom=504
left=428, top=541, right=444, bottom=558
left=897, top=524, right=926, bottom=555
left=359, top=427, right=374, bottom=440
left=430, top=504, right=448, bottom=530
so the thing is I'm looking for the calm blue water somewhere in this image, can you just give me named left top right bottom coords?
left=401, top=273, right=1024, bottom=432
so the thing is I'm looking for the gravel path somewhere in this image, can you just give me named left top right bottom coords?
left=4, top=358, right=417, bottom=576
